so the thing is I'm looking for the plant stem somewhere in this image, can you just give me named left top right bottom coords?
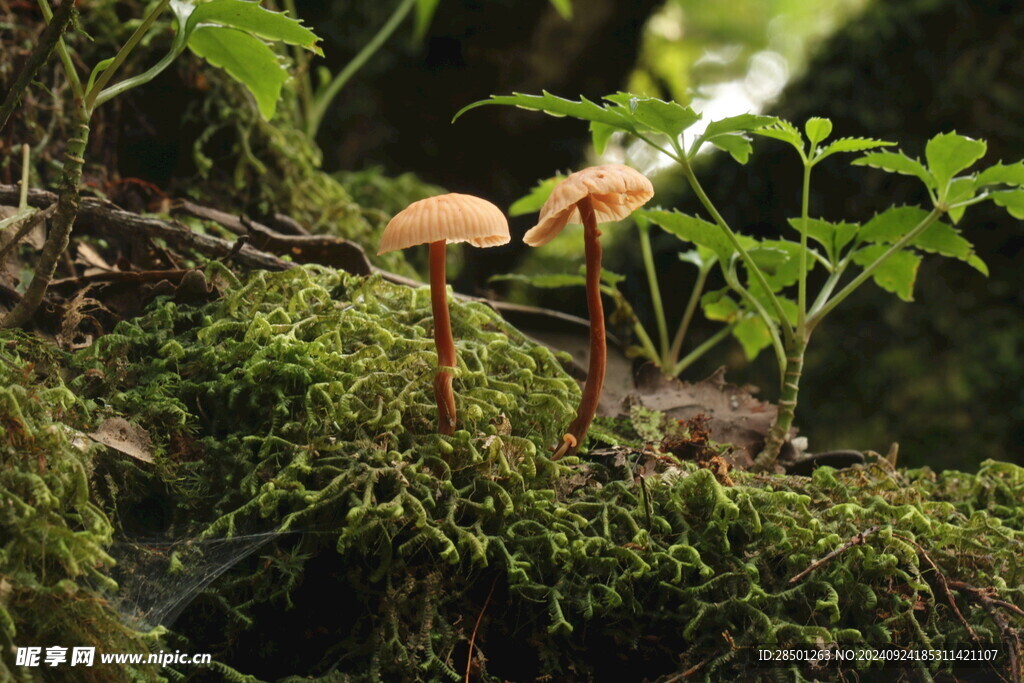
left=753, top=335, right=807, bottom=471
left=797, top=161, right=811, bottom=335
left=85, top=0, right=173, bottom=111
left=305, top=0, right=417, bottom=139
left=35, top=0, right=83, bottom=100
left=808, top=207, right=944, bottom=327
left=558, top=196, right=604, bottom=458
left=637, top=221, right=669, bottom=367
left=0, top=0, right=77, bottom=134
left=678, top=154, right=794, bottom=344
left=668, top=265, right=709, bottom=367
left=2, top=103, right=88, bottom=328
left=672, top=322, right=734, bottom=377
left=19, top=144, right=30, bottom=209
left=429, top=240, right=457, bottom=436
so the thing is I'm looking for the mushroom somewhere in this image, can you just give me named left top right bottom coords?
left=523, top=164, right=654, bottom=458
left=378, top=193, right=510, bottom=435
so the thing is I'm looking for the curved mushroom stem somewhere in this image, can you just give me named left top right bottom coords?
left=429, top=240, right=457, bottom=435
left=556, top=196, right=605, bottom=458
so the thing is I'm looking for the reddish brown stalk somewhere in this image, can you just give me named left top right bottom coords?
left=554, top=197, right=604, bottom=458
left=430, top=240, right=457, bottom=435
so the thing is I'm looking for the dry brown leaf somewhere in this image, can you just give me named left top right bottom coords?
left=89, top=417, right=154, bottom=463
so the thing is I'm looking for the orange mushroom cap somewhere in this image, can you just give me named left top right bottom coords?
left=523, top=164, right=654, bottom=247
left=378, top=193, right=511, bottom=254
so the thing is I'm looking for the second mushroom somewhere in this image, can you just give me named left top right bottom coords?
left=523, top=164, right=654, bottom=458
left=378, top=193, right=510, bottom=435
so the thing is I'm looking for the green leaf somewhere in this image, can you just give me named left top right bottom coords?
left=851, top=246, right=921, bottom=302
left=708, top=134, right=754, bottom=164
left=453, top=91, right=634, bottom=131
left=752, top=119, right=804, bottom=152
left=86, top=57, right=115, bottom=95
left=852, top=151, right=935, bottom=189
left=975, top=161, right=1024, bottom=188
left=187, top=0, right=322, bottom=55
left=991, top=189, right=1024, bottom=219
left=509, top=176, right=563, bottom=217
left=732, top=316, right=772, bottom=361
left=753, top=239, right=811, bottom=291
left=701, top=289, right=740, bottom=322
left=925, top=132, right=987, bottom=196
left=188, top=25, right=287, bottom=120
left=912, top=222, right=987, bottom=275
left=859, top=206, right=932, bottom=244
left=786, top=217, right=858, bottom=263
left=679, top=246, right=718, bottom=272
left=814, top=137, right=895, bottom=163
left=691, top=113, right=775, bottom=159
left=945, top=177, right=977, bottom=224
left=641, top=209, right=735, bottom=264
left=547, top=0, right=573, bottom=18
left=629, top=96, right=700, bottom=138
left=590, top=121, right=616, bottom=156
left=414, top=0, right=441, bottom=40
left=804, top=117, right=832, bottom=145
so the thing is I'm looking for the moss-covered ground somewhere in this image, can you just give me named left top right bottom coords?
left=2, top=267, right=1023, bottom=682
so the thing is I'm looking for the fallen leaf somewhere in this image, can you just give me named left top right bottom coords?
left=89, top=417, right=154, bottom=463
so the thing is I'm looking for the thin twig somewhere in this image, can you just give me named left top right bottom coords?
left=0, top=0, right=77, bottom=135
left=789, top=526, right=881, bottom=584
left=0, top=203, right=56, bottom=263
left=465, top=576, right=498, bottom=683
left=949, top=580, right=1022, bottom=683
left=893, top=533, right=978, bottom=643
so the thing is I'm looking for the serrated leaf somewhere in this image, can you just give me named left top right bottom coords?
left=912, top=222, right=987, bottom=275
left=708, top=133, right=754, bottom=164
left=188, top=26, right=287, bottom=120
left=991, top=189, right=1024, bottom=219
left=804, top=117, right=832, bottom=145
left=852, top=246, right=921, bottom=301
left=629, top=96, right=700, bottom=138
left=752, top=119, right=804, bottom=151
left=700, top=113, right=776, bottom=140
left=975, top=161, right=1024, bottom=188
left=815, top=137, right=895, bottom=163
left=509, top=176, right=563, bottom=217
left=453, top=91, right=634, bottom=131
left=701, top=289, right=740, bottom=322
left=732, top=316, right=772, bottom=361
left=945, top=176, right=976, bottom=224
left=188, top=0, right=322, bottom=55
left=640, top=209, right=735, bottom=264
left=679, top=246, right=718, bottom=271
left=753, top=239, right=812, bottom=292
left=925, top=132, right=987, bottom=196
left=590, top=121, right=616, bottom=155
left=691, top=113, right=775, bottom=157
left=859, top=206, right=932, bottom=244
left=852, top=152, right=935, bottom=189
left=786, top=217, right=858, bottom=263
left=747, top=246, right=789, bottom=269
left=599, top=268, right=626, bottom=286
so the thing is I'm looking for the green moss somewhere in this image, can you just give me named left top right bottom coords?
left=59, top=267, right=1023, bottom=681
left=0, top=334, right=157, bottom=682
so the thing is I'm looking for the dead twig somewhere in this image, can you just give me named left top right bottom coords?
left=465, top=576, right=498, bottom=683
left=892, top=533, right=978, bottom=643
left=0, top=203, right=56, bottom=262
left=0, top=0, right=77, bottom=134
left=949, top=580, right=1022, bottom=683
left=789, top=526, right=881, bottom=584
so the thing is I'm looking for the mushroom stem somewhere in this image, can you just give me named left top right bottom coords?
left=557, top=196, right=605, bottom=458
left=429, top=240, right=457, bottom=435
